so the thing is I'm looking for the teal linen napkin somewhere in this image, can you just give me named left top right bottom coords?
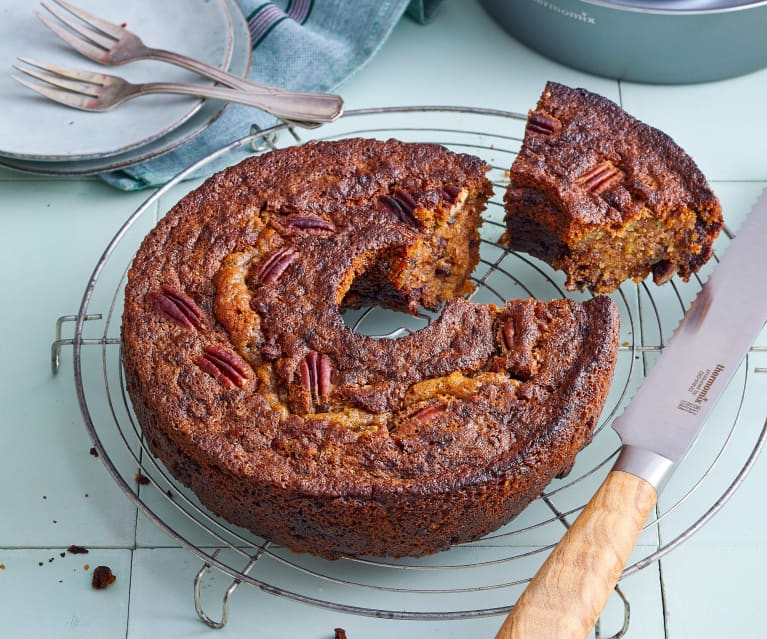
left=100, top=0, right=442, bottom=190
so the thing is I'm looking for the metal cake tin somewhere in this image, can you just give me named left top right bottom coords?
left=479, top=0, right=767, bottom=84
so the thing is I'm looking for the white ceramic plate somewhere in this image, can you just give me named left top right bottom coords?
left=0, top=0, right=233, bottom=161
left=0, top=0, right=252, bottom=176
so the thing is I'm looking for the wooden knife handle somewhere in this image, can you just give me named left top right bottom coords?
left=495, top=470, right=658, bottom=639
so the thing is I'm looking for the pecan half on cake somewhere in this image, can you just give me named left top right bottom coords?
left=122, top=138, right=620, bottom=559
left=502, top=81, right=723, bottom=293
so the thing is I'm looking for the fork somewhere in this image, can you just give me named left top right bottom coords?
left=36, top=0, right=343, bottom=122
left=12, top=58, right=341, bottom=123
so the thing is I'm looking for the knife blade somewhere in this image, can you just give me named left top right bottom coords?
left=496, top=188, right=767, bottom=639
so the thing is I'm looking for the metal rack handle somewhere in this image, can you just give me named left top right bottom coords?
left=193, top=549, right=268, bottom=629
left=51, top=314, right=119, bottom=374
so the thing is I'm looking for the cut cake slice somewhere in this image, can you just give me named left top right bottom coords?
left=502, top=81, right=723, bottom=293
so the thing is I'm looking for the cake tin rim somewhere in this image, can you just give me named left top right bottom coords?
left=580, top=0, right=767, bottom=16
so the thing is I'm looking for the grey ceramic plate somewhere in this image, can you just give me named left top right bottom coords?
left=0, top=0, right=251, bottom=176
left=0, top=0, right=233, bottom=161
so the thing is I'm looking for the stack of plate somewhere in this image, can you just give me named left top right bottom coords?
left=0, top=0, right=252, bottom=176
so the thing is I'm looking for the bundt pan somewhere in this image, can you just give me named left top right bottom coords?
left=479, top=0, right=767, bottom=84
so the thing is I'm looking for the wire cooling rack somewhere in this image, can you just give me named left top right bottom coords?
left=53, top=107, right=767, bottom=636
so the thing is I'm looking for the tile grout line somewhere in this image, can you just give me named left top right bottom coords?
left=657, top=557, right=671, bottom=639
left=656, top=495, right=670, bottom=639
left=125, top=548, right=135, bottom=639
left=126, top=451, right=141, bottom=639
left=0, top=545, right=137, bottom=551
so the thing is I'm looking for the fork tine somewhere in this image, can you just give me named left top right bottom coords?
left=17, top=57, right=109, bottom=85
left=40, top=3, right=116, bottom=50
left=11, top=74, right=97, bottom=111
left=35, top=10, right=110, bottom=61
left=52, top=0, right=125, bottom=38
left=13, top=63, right=101, bottom=97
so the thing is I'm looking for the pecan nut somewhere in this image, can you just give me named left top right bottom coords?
left=410, top=402, right=447, bottom=423
left=276, top=214, right=336, bottom=234
left=526, top=111, right=561, bottom=136
left=576, top=161, right=623, bottom=195
left=502, top=318, right=515, bottom=350
left=298, top=351, right=333, bottom=407
left=195, top=345, right=251, bottom=388
left=379, top=187, right=421, bottom=228
left=440, top=184, right=462, bottom=204
left=146, top=285, right=205, bottom=329
left=254, top=246, right=298, bottom=284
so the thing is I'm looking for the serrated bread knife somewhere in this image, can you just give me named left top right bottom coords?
left=495, top=188, right=767, bottom=639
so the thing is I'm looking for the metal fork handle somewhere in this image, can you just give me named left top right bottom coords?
left=137, top=81, right=342, bottom=123
left=146, top=47, right=343, bottom=115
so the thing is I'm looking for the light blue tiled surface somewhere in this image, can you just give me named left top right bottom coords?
left=0, top=549, right=132, bottom=637
left=1, top=1, right=766, bottom=637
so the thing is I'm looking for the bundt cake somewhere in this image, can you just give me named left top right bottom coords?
left=121, top=138, right=620, bottom=559
left=502, top=81, right=723, bottom=293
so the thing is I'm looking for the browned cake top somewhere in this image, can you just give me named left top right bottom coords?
left=122, top=138, right=619, bottom=498
left=511, top=81, right=720, bottom=227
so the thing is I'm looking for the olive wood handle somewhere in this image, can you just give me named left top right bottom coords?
left=495, top=470, right=658, bottom=639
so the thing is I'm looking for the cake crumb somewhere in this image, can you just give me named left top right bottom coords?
left=67, top=545, right=89, bottom=555
left=0, top=564, right=6, bottom=569
left=89, top=447, right=99, bottom=457
left=91, top=565, right=116, bottom=590
left=135, top=473, right=150, bottom=485
left=334, top=628, right=348, bottom=639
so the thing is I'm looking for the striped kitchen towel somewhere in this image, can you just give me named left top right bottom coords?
left=100, top=0, right=443, bottom=190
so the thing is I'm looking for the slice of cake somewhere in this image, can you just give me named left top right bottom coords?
left=502, top=81, right=723, bottom=293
